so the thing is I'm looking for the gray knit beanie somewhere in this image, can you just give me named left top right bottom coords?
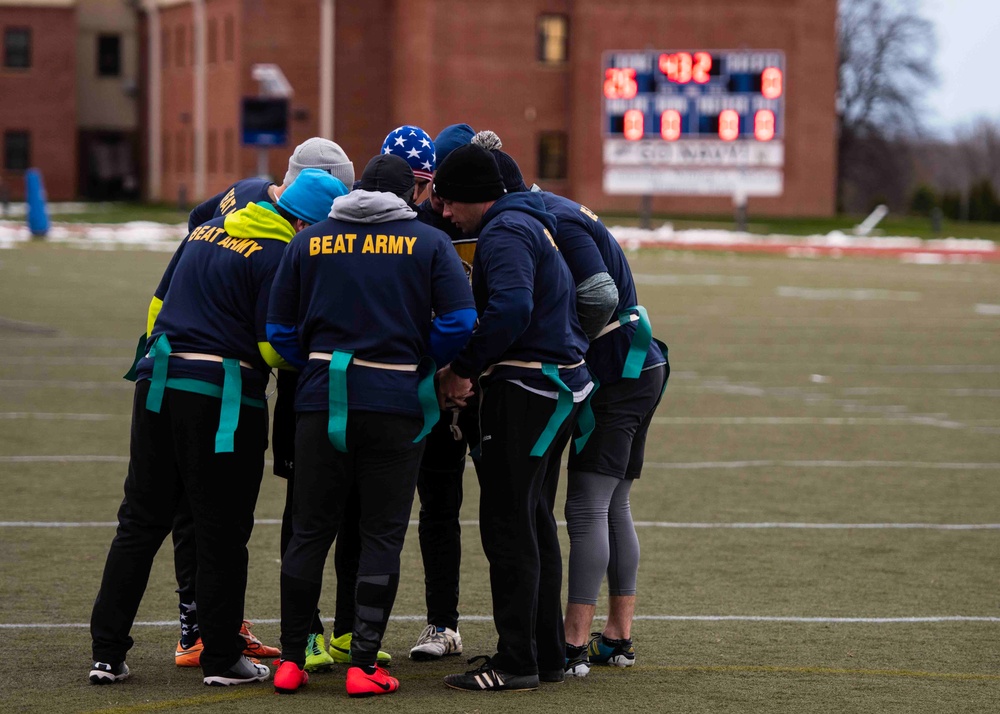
left=284, top=137, right=355, bottom=187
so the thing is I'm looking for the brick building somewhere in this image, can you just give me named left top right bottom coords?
left=0, top=0, right=77, bottom=201
left=0, top=0, right=139, bottom=201
left=4, top=0, right=838, bottom=214
left=144, top=0, right=837, bottom=217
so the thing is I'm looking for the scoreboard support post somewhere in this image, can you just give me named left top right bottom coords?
left=640, top=194, right=652, bottom=229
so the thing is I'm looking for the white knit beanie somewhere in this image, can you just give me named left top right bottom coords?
left=284, top=137, right=355, bottom=187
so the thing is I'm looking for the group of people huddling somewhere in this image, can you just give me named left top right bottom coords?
left=88, top=121, right=668, bottom=697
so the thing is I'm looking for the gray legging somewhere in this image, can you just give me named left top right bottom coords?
left=565, top=471, right=640, bottom=605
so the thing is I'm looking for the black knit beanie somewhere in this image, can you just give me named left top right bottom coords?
left=492, top=149, right=528, bottom=193
left=433, top=144, right=506, bottom=203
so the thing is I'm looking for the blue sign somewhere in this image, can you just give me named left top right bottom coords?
left=241, top=98, right=289, bottom=147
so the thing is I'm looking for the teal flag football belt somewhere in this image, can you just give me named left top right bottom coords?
left=308, top=351, right=439, bottom=453
left=143, top=334, right=265, bottom=454
left=594, top=305, right=653, bottom=380
left=481, top=358, right=595, bottom=457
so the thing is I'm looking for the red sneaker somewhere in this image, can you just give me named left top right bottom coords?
left=241, top=620, right=281, bottom=658
left=346, top=664, right=399, bottom=697
left=273, top=660, right=309, bottom=694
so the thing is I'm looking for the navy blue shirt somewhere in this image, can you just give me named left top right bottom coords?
left=187, top=177, right=274, bottom=232
left=451, top=192, right=591, bottom=393
left=267, top=217, right=474, bottom=416
left=138, top=205, right=293, bottom=400
left=540, top=191, right=666, bottom=384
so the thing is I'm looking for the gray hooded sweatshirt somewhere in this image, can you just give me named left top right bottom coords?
left=329, top=190, right=417, bottom=224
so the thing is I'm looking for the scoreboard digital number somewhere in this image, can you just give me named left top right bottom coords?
left=602, top=49, right=786, bottom=197
left=603, top=49, right=784, bottom=142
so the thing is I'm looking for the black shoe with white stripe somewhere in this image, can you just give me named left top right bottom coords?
left=89, top=661, right=130, bottom=685
left=444, top=656, right=539, bottom=692
left=203, top=655, right=270, bottom=686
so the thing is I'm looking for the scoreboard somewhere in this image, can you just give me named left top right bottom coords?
left=602, top=49, right=786, bottom=197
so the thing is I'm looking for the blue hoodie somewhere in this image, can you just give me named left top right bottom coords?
left=538, top=191, right=666, bottom=384
left=451, top=192, right=591, bottom=393
left=187, top=177, right=274, bottom=232
left=138, top=202, right=295, bottom=400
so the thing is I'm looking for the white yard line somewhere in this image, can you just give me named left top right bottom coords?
left=651, top=416, right=992, bottom=426
left=643, top=460, right=1000, bottom=470
left=0, top=380, right=133, bottom=389
left=1, top=614, right=997, bottom=629
left=776, top=287, right=921, bottom=301
left=0, top=413, right=127, bottom=421
left=3, top=519, right=998, bottom=530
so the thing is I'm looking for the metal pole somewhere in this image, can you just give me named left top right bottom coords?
left=193, top=0, right=207, bottom=199
left=319, top=0, right=335, bottom=138
left=257, top=149, right=269, bottom=179
left=640, top=194, right=652, bottom=229
left=144, top=0, right=162, bottom=201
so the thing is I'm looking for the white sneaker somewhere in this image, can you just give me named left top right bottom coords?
left=203, top=655, right=270, bottom=686
left=409, top=624, right=463, bottom=661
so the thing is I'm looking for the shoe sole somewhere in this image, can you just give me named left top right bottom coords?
left=409, top=649, right=462, bottom=661
left=89, top=672, right=129, bottom=685
left=566, top=664, right=591, bottom=677
left=304, top=661, right=336, bottom=672
left=444, top=681, right=538, bottom=692
left=608, top=655, right=635, bottom=667
left=204, top=674, right=269, bottom=686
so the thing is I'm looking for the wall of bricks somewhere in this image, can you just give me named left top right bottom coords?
left=145, top=0, right=837, bottom=217
left=0, top=7, right=77, bottom=201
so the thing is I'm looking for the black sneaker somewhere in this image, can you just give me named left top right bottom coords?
left=565, top=642, right=591, bottom=677
left=539, top=668, right=565, bottom=683
left=444, top=656, right=539, bottom=692
left=89, top=661, right=130, bottom=685
left=203, top=655, right=270, bottom=686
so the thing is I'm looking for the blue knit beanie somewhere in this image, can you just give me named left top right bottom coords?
left=381, top=125, right=435, bottom=181
left=277, top=168, right=348, bottom=224
left=434, top=123, right=475, bottom=167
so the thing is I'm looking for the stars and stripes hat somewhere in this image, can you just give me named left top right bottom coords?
left=381, top=125, right=436, bottom=182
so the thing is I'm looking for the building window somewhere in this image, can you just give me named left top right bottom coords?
left=208, top=18, right=217, bottom=64
left=224, top=16, right=234, bottom=62
left=224, top=128, right=234, bottom=173
left=3, top=27, right=31, bottom=68
left=175, top=25, right=185, bottom=67
left=97, top=34, right=121, bottom=77
left=161, top=27, right=170, bottom=67
left=537, top=15, right=568, bottom=64
left=538, top=132, right=567, bottom=180
left=4, top=131, right=30, bottom=171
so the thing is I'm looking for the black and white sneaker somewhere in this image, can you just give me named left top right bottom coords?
left=444, top=656, right=539, bottom=692
left=203, top=655, right=270, bottom=686
left=89, top=661, right=130, bottom=685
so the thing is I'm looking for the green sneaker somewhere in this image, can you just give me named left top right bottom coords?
left=304, top=633, right=336, bottom=672
left=328, top=632, right=392, bottom=665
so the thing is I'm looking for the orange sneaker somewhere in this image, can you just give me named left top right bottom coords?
left=273, top=660, right=309, bottom=694
left=346, top=664, right=399, bottom=698
left=175, top=638, right=204, bottom=667
left=241, top=620, right=281, bottom=659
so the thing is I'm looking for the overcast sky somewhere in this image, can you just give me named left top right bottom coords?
left=922, top=0, right=1000, bottom=134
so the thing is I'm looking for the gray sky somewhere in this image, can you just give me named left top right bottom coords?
left=923, top=0, right=1000, bottom=134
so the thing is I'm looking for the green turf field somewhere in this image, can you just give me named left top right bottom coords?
left=1, top=242, right=998, bottom=713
